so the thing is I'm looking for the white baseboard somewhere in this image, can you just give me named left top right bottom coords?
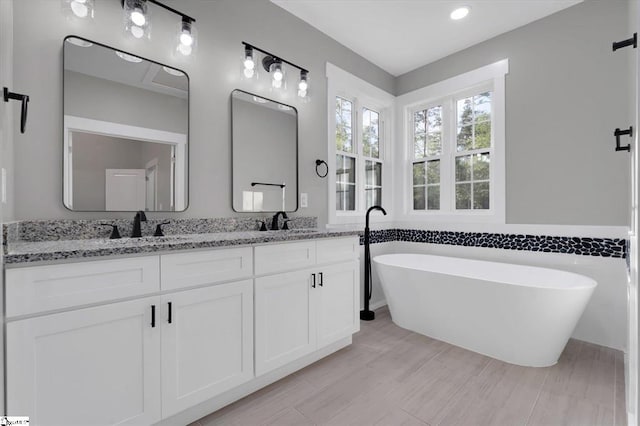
left=370, top=299, right=387, bottom=311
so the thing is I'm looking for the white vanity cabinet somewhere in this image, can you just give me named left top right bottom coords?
left=5, top=251, right=254, bottom=426
left=7, top=296, right=162, bottom=426
left=254, top=237, right=360, bottom=376
left=160, top=280, right=253, bottom=418
left=4, top=235, right=359, bottom=425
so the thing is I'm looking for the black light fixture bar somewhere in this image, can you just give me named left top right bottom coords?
left=242, top=41, right=308, bottom=74
left=121, top=0, right=195, bottom=23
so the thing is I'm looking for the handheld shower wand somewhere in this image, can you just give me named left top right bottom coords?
left=361, top=205, right=387, bottom=321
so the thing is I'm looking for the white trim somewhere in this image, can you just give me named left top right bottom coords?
left=395, top=59, right=508, bottom=224
left=63, top=115, right=187, bottom=211
left=369, top=299, right=387, bottom=311
left=326, top=63, right=395, bottom=226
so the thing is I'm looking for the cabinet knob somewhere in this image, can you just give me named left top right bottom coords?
left=311, top=273, right=316, bottom=288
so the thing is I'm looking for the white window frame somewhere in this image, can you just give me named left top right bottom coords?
left=396, top=59, right=508, bottom=224
left=327, top=63, right=395, bottom=225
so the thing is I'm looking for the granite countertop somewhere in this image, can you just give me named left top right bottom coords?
left=4, top=229, right=361, bottom=266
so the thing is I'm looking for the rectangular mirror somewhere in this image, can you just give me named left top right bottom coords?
left=63, top=36, right=189, bottom=211
left=231, top=90, right=298, bottom=212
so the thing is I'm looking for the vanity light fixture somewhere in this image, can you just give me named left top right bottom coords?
left=176, top=17, right=197, bottom=56
left=243, top=46, right=256, bottom=79
left=241, top=42, right=310, bottom=99
left=62, top=0, right=95, bottom=20
left=266, top=58, right=285, bottom=90
left=120, top=0, right=197, bottom=56
left=450, top=6, right=470, bottom=20
left=298, top=70, right=309, bottom=100
left=123, top=0, right=150, bottom=39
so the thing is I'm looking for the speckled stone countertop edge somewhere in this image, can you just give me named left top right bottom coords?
left=4, top=230, right=362, bottom=266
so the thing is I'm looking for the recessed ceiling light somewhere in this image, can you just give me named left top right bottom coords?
left=163, top=66, right=185, bottom=77
left=450, top=6, right=470, bottom=20
left=115, top=51, right=143, bottom=63
left=66, top=37, right=93, bottom=47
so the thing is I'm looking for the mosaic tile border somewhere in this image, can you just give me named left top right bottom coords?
left=360, top=229, right=627, bottom=259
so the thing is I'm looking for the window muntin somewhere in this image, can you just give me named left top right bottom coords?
left=365, top=160, right=382, bottom=208
left=411, top=89, right=493, bottom=213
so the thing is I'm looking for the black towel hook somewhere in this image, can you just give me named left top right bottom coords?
left=3, top=87, right=29, bottom=134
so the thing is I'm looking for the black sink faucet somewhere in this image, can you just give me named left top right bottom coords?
left=131, top=210, right=147, bottom=238
left=271, top=211, right=288, bottom=230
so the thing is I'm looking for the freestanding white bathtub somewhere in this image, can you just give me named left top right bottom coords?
left=373, top=253, right=597, bottom=367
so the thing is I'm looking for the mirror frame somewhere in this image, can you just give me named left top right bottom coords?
left=62, top=35, right=190, bottom=212
left=230, top=89, right=299, bottom=213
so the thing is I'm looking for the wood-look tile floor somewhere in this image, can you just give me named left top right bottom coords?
left=194, top=307, right=626, bottom=426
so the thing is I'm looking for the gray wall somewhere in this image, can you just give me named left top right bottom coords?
left=72, top=132, right=172, bottom=211
left=11, top=0, right=394, bottom=222
left=65, top=70, right=188, bottom=134
left=396, top=0, right=632, bottom=226
left=1, top=0, right=14, bottom=223
left=232, top=97, right=297, bottom=212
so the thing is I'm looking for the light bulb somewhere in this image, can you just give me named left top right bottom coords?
left=298, top=80, right=308, bottom=91
left=177, top=43, right=192, bottom=56
left=244, top=57, right=255, bottom=70
left=131, top=8, right=146, bottom=26
left=243, top=68, right=255, bottom=79
left=70, top=0, right=88, bottom=18
left=273, top=68, right=283, bottom=81
left=180, top=31, right=193, bottom=46
left=130, top=25, right=144, bottom=39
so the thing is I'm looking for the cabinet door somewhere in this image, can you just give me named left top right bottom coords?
left=161, top=280, right=254, bottom=418
left=255, top=270, right=317, bottom=376
left=7, top=297, right=161, bottom=426
left=317, top=260, right=360, bottom=348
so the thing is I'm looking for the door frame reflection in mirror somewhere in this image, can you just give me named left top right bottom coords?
left=63, top=115, right=187, bottom=211
left=231, top=89, right=299, bottom=213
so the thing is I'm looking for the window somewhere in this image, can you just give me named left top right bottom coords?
left=401, top=59, right=507, bottom=223
left=410, top=90, right=493, bottom=213
left=363, top=108, right=382, bottom=208
left=327, top=63, right=394, bottom=224
left=335, top=97, right=356, bottom=211
left=334, top=100, right=384, bottom=211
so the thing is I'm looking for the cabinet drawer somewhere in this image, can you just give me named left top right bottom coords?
left=161, top=247, right=253, bottom=291
left=316, top=237, right=360, bottom=264
left=254, top=241, right=316, bottom=275
left=6, top=256, right=160, bottom=318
